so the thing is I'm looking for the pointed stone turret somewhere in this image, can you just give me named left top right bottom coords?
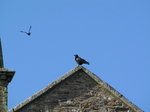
left=0, top=39, right=4, bottom=68
left=0, top=39, right=15, bottom=112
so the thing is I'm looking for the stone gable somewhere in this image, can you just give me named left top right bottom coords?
left=9, top=66, right=143, bottom=112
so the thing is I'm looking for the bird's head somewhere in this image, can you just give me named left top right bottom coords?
left=74, top=54, right=78, bottom=58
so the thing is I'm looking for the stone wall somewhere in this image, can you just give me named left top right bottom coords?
left=0, top=69, right=15, bottom=112
left=0, top=85, right=8, bottom=112
left=14, top=70, right=136, bottom=112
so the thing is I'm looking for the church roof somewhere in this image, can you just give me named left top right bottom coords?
left=9, top=66, right=143, bottom=112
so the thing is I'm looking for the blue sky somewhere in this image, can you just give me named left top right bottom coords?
left=0, top=0, right=150, bottom=111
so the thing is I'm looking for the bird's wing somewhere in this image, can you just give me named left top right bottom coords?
left=28, top=26, right=32, bottom=32
left=81, top=58, right=90, bottom=64
left=20, top=31, right=28, bottom=34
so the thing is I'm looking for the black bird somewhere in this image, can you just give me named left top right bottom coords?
left=20, top=26, right=32, bottom=36
left=74, top=54, right=89, bottom=65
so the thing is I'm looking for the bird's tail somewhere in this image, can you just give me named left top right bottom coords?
left=86, top=61, right=90, bottom=65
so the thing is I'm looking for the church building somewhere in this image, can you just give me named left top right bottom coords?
left=0, top=41, right=143, bottom=112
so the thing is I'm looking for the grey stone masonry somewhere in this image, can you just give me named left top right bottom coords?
left=9, top=66, right=143, bottom=112
left=0, top=68, right=15, bottom=112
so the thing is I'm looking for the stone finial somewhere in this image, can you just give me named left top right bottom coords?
left=0, top=38, right=4, bottom=68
